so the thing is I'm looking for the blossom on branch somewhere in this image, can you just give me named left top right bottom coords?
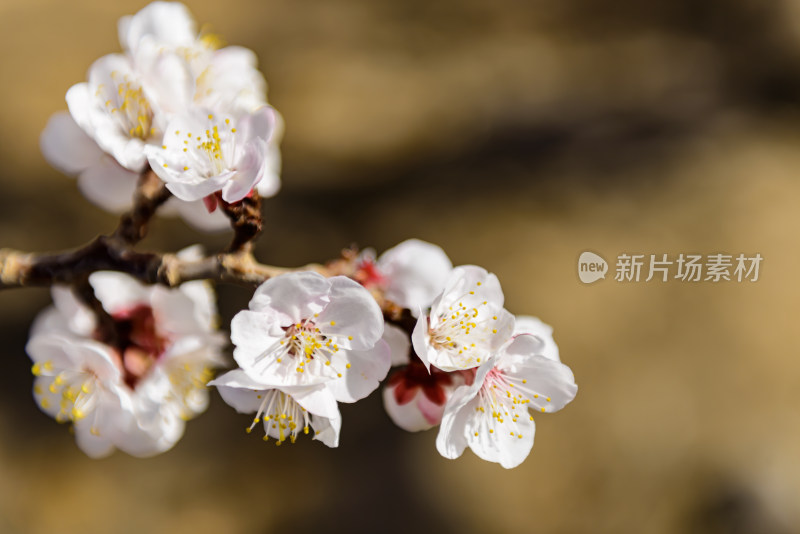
left=40, top=1, right=281, bottom=231
left=435, top=333, right=577, bottom=468
left=354, top=239, right=453, bottom=312
left=412, top=265, right=514, bottom=372
left=144, top=108, right=276, bottom=203
left=26, top=269, right=225, bottom=458
left=230, top=271, right=392, bottom=403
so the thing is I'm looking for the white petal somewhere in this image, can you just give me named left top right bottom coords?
left=411, top=313, right=435, bottom=371
left=290, top=385, right=340, bottom=419
left=77, top=156, right=138, bottom=213
left=209, top=369, right=269, bottom=413
left=465, top=409, right=535, bottom=469
left=119, top=2, right=196, bottom=53
left=231, top=309, right=285, bottom=347
left=119, top=381, right=186, bottom=457
left=435, top=362, right=491, bottom=460
left=40, top=111, right=103, bottom=175
left=514, top=315, right=560, bottom=362
left=74, top=419, right=117, bottom=458
left=310, top=409, right=341, bottom=448
left=433, top=265, right=504, bottom=315
left=197, top=47, right=267, bottom=114
left=139, top=48, right=195, bottom=115
left=26, top=336, right=121, bottom=383
left=220, top=140, right=264, bottom=202
left=50, top=285, right=95, bottom=336
left=74, top=54, right=151, bottom=172
left=238, top=106, right=275, bottom=142
left=498, top=335, right=577, bottom=413
left=65, top=83, right=94, bottom=138
left=29, top=307, right=71, bottom=339
left=316, top=276, right=384, bottom=350
left=327, top=340, right=391, bottom=403
left=89, top=271, right=150, bottom=314
left=378, top=239, right=453, bottom=311
left=163, top=170, right=234, bottom=202
left=249, top=271, right=331, bottom=322
left=488, top=308, right=517, bottom=352
left=383, top=384, right=440, bottom=432
left=436, top=394, right=477, bottom=460
left=255, top=132, right=282, bottom=198
left=151, top=285, right=210, bottom=336
left=32, top=377, right=64, bottom=419
left=230, top=309, right=285, bottom=369
left=177, top=279, right=218, bottom=330
left=383, top=323, right=411, bottom=366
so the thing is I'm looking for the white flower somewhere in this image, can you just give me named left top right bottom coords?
left=435, top=334, right=577, bottom=468
left=231, top=271, right=391, bottom=403
left=43, top=1, right=282, bottom=230
left=144, top=108, right=275, bottom=203
left=66, top=53, right=164, bottom=172
left=119, top=2, right=269, bottom=118
left=355, top=239, right=453, bottom=312
left=514, top=315, right=560, bottom=362
left=210, top=370, right=341, bottom=447
left=412, top=265, right=514, bottom=372
left=26, top=268, right=225, bottom=458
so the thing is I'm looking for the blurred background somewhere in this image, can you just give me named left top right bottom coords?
left=1, top=0, right=799, bottom=532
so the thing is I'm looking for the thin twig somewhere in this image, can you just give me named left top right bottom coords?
left=0, top=170, right=410, bottom=320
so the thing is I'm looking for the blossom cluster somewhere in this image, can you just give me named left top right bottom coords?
left=40, top=1, right=281, bottom=231
left=28, top=248, right=225, bottom=457
left=375, top=242, right=578, bottom=468
left=209, top=240, right=578, bottom=467
left=24, top=2, right=577, bottom=468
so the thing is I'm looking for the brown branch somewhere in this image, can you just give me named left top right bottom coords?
left=0, top=165, right=409, bottom=318
left=0, top=242, right=326, bottom=289
left=220, top=192, right=262, bottom=252
left=112, top=169, right=172, bottom=245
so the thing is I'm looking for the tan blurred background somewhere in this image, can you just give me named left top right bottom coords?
left=1, top=0, right=800, bottom=532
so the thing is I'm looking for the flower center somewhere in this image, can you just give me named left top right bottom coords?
left=104, top=72, right=156, bottom=140
left=279, top=318, right=343, bottom=374
left=473, top=368, right=552, bottom=440
left=96, top=305, right=171, bottom=389
left=173, top=115, right=238, bottom=177
left=429, top=297, right=500, bottom=365
left=388, top=360, right=467, bottom=406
